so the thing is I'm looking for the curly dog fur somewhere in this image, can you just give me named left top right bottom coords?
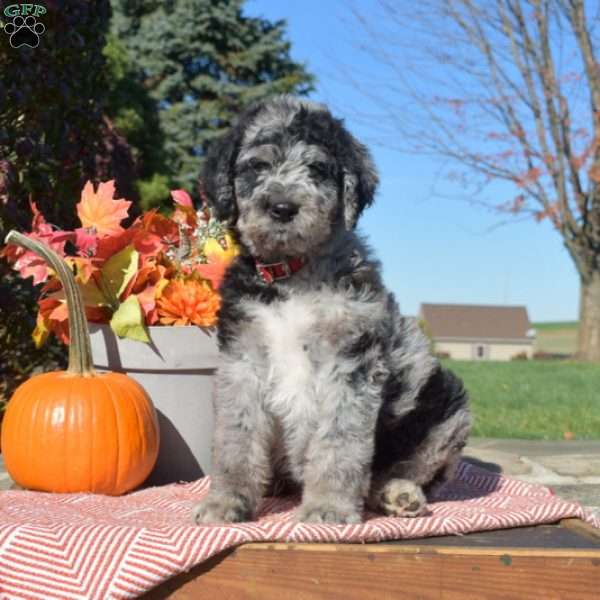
left=192, top=95, right=471, bottom=525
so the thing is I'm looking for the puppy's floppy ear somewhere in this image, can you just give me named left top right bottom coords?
left=339, top=130, right=379, bottom=230
left=200, top=129, right=240, bottom=223
left=201, top=103, right=264, bottom=223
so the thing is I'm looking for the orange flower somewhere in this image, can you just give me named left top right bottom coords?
left=156, top=278, right=220, bottom=327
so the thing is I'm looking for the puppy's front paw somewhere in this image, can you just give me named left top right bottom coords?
left=376, top=479, right=426, bottom=518
left=192, top=492, right=253, bottom=525
left=296, top=501, right=362, bottom=524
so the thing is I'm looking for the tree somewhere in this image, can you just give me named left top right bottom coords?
left=0, top=0, right=136, bottom=231
left=0, top=0, right=136, bottom=405
left=103, top=33, right=171, bottom=210
left=350, top=0, right=600, bottom=361
left=110, top=0, right=314, bottom=193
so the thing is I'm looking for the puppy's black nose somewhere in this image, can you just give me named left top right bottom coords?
left=269, top=201, right=299, bottom=222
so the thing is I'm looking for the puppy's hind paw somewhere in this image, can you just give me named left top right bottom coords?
left=296, top=502, right=362, bottom=525
left=192, top=492, right=253, bottom=525
left=376, top=479, right=427, bottom=518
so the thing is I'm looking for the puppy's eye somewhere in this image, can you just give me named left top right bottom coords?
left=309, top=162, right=330, bottom=179
left=249, top=159, right=270, bottom=172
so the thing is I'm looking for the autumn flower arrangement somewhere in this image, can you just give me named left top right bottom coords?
left=2, top=181, right=239, bottom=345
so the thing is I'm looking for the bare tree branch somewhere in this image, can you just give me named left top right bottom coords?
left=347, top=0, right=600, bottom=359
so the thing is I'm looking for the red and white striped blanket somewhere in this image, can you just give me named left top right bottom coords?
left=0, top=462, right=598, bottom=600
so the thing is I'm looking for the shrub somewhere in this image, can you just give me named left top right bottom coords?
left=532, top=351, right=572, bottom=361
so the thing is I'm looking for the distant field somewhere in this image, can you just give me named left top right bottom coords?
left=533, top=320, right=578, bottom=355
left=443, top=358, right=600, bottom=440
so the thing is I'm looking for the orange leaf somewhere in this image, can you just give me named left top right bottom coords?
left=134, top=211, right=179, bottom=259
left=49, top=302, right=69, bottom=322
left=194, top=258, right=229, bottom=290
left=127, top=264, right=169, bottom=321
left=534, top=202, right=560, bottom=224
left=172, top=205, right=197, bottom=229
left=76, top=180, right=132, bottom=237
left=38, top=297, right=70, bottom=344
left=515, top=167, right=542, bottom=188
left=95, top=226, right=137, bottom=261
left=65, top=256, right=101, bottom=284
left=588, top=163, right=600, bottom=183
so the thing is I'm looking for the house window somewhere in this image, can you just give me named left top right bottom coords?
left=474, top=344, right=488, bottom=360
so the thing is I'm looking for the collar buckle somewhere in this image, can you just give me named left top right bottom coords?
left=255, top=257, right=305, bottom=284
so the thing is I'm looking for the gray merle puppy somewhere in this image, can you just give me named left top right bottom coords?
left=192, top=95, right=471, bottom=525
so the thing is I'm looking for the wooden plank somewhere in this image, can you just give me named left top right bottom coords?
left=145, top=533, right=600, bottom=599
left=561, top=518, right=600, bottom=541
left=389, top=523, right=600, bottom=548
left=237, top=540, right=600, bottom=558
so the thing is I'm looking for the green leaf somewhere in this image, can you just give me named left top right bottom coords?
left=79, top=279, right=110, bottom=307
left=100, top=245, right=139, bottom=302
left=48, top=279, right=109, bottom=308
left=110, top=295, right=150, bottom=343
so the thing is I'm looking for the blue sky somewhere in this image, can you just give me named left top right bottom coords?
left=246, top=0, right=580, bottom=322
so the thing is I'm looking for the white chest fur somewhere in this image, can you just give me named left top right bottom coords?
left=240, top=287, right=385, bottom=425
left=244, top=294, right=319, bottom=422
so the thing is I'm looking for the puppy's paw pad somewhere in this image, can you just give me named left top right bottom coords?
left=192, top=493, right=253, bottom=525
left=296, top=503, right=362, bottom=524
left=379, top=479, right=426, bottom=518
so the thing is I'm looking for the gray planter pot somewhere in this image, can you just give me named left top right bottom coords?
left=89, top=323, right=218, bottom=486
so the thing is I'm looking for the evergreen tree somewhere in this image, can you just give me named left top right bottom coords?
left=110, top=0, right=314, bottom=194
left=104, top=33, right=171, bottom=210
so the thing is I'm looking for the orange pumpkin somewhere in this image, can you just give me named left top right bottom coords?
left=1, top=231, right=159, bottom=495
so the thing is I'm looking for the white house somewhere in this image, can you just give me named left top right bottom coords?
left=419, top=303, right=535, bottom=361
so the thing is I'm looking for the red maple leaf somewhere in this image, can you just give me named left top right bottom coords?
left=2, top=202, right=74, bottom=284
left=74, top=227, right=98, bottom=257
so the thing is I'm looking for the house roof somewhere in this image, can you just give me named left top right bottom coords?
left=420, top=303, right=532, bottom=341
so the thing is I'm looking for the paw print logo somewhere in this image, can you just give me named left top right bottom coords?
left=4, top=15, right=45, bottom=48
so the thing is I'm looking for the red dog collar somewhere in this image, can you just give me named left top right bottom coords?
left=255, top=257, right=306, bottom=284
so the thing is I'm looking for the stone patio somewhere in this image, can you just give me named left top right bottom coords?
left=464, top=438, right=600, bottom=516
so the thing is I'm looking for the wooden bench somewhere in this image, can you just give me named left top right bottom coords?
left=144, top=518, right=600, bottom=599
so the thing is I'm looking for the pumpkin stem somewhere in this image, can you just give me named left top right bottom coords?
left=5, top=230, right=97, bottom=376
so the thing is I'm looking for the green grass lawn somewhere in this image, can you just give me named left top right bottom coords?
left=533, top=321, right=578, bottom=355
left=443, top=359, right=600, bottom=440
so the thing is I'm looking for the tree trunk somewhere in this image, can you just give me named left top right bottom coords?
left=577, top=270, right=600, bottom=362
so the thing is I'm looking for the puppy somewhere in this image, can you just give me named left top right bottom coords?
left=192, top=96, right=471, bottom=525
